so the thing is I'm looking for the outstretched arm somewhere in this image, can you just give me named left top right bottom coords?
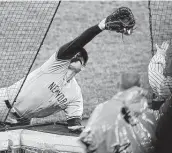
left=57, top=6, right=136, bottom=60
left=57, top=19, right=106, bottom=60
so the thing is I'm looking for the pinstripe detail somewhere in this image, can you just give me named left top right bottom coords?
left=48, top=60, right=69, bottom=73
left=148, top=52, right=172, bottom=99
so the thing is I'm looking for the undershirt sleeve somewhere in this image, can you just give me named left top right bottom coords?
left=57, top=24, right=102, bottom=60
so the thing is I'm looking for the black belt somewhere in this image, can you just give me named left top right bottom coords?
left=0, top=100, right=21, bottom=127
left=151, top=98, right=165, bottom=110
left=4, top=100, right=21, bottom=119
left=152, top=100, right=165, bottom=110
left=4, top=100, right=30, bottom=126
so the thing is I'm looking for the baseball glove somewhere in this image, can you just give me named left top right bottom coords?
left=105, top=7, right=135, bottom=35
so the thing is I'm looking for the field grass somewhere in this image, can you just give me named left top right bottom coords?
left=0, top=1, right=154, bottom=124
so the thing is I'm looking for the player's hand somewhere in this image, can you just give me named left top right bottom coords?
left=155, top=40, right=170, bottom=56
left=156, top=41, right=172, bottom=77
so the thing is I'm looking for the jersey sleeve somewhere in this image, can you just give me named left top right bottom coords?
left=64, top=88, right=83, bottom=121
left=148, top=53, right=172, bottom=99
left=57, top=25, right=102, bottom=60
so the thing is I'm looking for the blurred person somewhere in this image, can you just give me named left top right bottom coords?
left=148, top=40, right=172, bottom=110
left=0, top=7, right=135, bottom=132
left=80, top=72, right=172, bottom=153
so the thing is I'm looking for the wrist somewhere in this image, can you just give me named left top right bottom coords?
left=67, top=118, right=82, bottom=126
left=98, top=18, right=106, bottom=31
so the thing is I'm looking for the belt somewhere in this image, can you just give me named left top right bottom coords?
left=4, top=100, right=30, bottom=126
left=151, top=99, right=165, bottom=110
left=4, top=100, right=21, bottom=119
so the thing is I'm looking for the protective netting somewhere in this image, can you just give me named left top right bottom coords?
left=0, top=1, right=60, bottom=123
left=149, top=1, right=172, bottom=55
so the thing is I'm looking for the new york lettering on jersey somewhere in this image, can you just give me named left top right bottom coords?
left=48, top=82, right=67, bottom=105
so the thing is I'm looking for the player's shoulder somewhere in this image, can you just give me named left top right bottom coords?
left=70, top=78, right=82, bottom=92
left=44, top=52, right=68, bottom=62
left=49, top=52, right=69, bottom=62
left=41, top=52, right=70, bottom=71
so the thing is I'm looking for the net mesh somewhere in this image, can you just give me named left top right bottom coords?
left=149, top=1, right=172, bottom=55
left=0, top=1, right=60, bottom=123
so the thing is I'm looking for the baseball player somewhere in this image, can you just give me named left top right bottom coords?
left=0, top=7, right=135, bottom=132
left=148, top=40, right=172, bottom=109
